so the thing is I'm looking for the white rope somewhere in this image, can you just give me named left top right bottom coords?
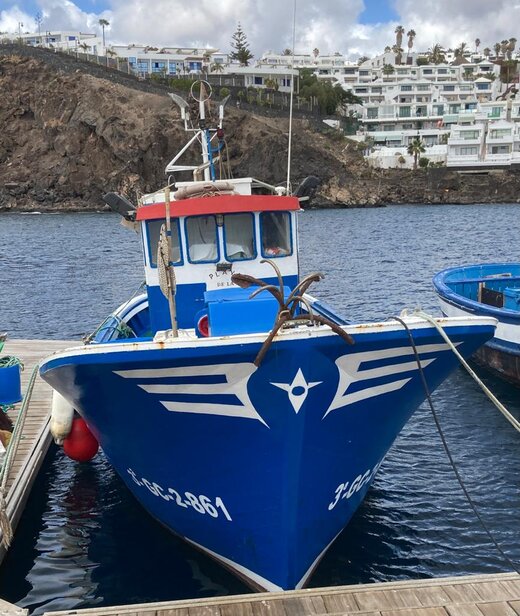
left=415, top=310, right=520, bottom=434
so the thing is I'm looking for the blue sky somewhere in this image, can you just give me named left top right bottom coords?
left=359, top=0, right=399, bottom=25
left=73, top=0, right=110, bottom=10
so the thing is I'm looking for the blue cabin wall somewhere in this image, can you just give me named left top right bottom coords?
left=147, top=275, right=299, bottom=333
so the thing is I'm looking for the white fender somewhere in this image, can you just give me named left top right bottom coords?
left=50, top=390, right=74, bottom=445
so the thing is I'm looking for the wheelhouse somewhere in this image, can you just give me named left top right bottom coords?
left=137, top=178, right=301, bottom=334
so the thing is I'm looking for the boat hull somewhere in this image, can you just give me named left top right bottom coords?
left=433, top=264, right=520, bottom=387
left=40, top=318, right=495, bottom=591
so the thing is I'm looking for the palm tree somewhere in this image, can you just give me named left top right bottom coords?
left=483, top=47, right=491, bottom=59
left=211, top=62, right=224, bottom=73
left=98, top=18, right=109, bottom=49
left=475, top=38, right=481, bottom=53
left=454, top=42, right=468, bottom=60
left=494, top=42, right=502, bottom=58
left=79, top=41, right=89, bottom=60
left=507, top=38, right=517, bottom=60
left=395, top=25, right=405, bottom=49
left=428, top=44, right=445, bottom=64
left=501, top=39, right=509, bottom=56
left=384, top=45, right=391, bottom=53
left=106, top=47, right=117, bottom=67
left=407, top=29, right=416, bottom=60
left=312, top=47, right=319, bottom=59
left=382, top=63, right=395, bottom=78
left=407, top=137, right=425, bottom=170
left=392, top=44, right=404, bottom=65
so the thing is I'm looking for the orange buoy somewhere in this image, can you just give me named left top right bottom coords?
left=63, top=417, right=99, bottom=462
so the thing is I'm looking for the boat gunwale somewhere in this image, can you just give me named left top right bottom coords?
left=433, top=263, right=520, bottom=323
left=38, top=315, right=497, bottom=370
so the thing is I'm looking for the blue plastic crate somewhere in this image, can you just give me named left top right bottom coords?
left=0, top=363, right=22, bottom=405
left=205, top=286, right=290, bottom=336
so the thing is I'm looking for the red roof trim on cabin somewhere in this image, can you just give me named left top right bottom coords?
left=136, top=195, right=301, bottom=220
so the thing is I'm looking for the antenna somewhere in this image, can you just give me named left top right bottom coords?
left=286, top=0, right=297, bottom=194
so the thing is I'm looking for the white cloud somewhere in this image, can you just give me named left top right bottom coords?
left=394, top=0, right=520, bottom=51
left=1, top=0, right=520, bottom=59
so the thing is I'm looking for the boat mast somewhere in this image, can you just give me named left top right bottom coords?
left=166, top=81, right=226, bottom=182
left=196, top=81, right=212, bottom=182
left=286, top=0, right=297, bottom=194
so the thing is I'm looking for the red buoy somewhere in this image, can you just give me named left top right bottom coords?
left=63, top=417, right=99, bottom=462
left=197, top=314, right=210, bottom=337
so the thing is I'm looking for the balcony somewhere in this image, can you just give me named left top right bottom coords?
left=448, top=136, right=482, bottom=146
left=447, top=154, right=480, bottom=164
left=484, top=153, right=512, bottom=163
left=487, top=134, right=514, bottom=143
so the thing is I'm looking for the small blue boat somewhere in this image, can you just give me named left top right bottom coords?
left=39, top=84, right=496, bottom=591
left=433, top=263, right=520, bottom=386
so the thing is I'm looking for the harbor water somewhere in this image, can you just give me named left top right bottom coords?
left=0, top=204, right=519, bottom=613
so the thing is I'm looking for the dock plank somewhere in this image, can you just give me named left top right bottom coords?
left=444, top=605, right=484, bottom=616
left=321, top=592, right=359, bottom=613
left=380, top=608, right=448, bottom=616
left=1, top=339, right=74, bottom=556
left=477, top=602, right=519, bottom=616
left=251, top=600, right=286, bottom=616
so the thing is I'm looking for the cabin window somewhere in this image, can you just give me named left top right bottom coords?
left=186, top=215, right=219, bottom=263
left=223, top=213, right=256, bottom=261
left=260, top=211, right=292, bottom=258
left=147, top=219, right=182, bottom=266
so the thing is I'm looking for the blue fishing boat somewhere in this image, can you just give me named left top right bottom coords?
left=39, top=84, right=496, bottom=591
left=433, top=263, right=520, bottom=386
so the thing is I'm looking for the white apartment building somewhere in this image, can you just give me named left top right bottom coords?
left=447, top=114, right=520, bottom=168
left=110, top=45, right=218, bottom=77
left=2, top=30, right=103, bottom=54
left=108, top=46, right=298, bottom=92
left=259, top=51, right=356, bottom=83
left=220, top=66, right=298, bottom=93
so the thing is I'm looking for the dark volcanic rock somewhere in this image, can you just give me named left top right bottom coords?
left=2, top=48, right=520, bottom=211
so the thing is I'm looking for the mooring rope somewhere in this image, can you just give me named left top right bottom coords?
left=0, top=355, right=24, bottom=369
left=391, top=314, right=520, bottom=574
left=414, top=310, right=520, bottom=434
left=0, top=363, right=39, bottom=549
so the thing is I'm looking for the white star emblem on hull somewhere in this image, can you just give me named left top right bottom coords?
left=271, top=368, right=322, bottom=413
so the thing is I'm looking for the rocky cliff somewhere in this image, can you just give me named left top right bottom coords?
left=1, top=49, right=520, bottom=211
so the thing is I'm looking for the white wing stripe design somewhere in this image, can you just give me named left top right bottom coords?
left=115, top=365, right=240, bottom=378
left=324, top=342, right=458, bottom=419
left=160, top=400, right=261, bottom=420
left=139, top=383, right=237, bottom=395
left=114, top=362, right=267, bottom=426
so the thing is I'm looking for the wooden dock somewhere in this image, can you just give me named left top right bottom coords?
left=0, top=339, right=72, bottom=565
left=43, top=572, right=520, bottom=616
